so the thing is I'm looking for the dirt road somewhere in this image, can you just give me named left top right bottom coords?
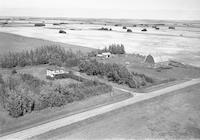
left=1, top=78, right=200, bottom=140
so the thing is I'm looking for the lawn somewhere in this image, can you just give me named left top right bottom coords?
left=34, top=83, right=200, bottom=139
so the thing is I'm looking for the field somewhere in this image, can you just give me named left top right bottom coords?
left=1, top=18, right=200, bottom=66
left=0, top=32, right=93, bottom=55
left=34, top=83, right=200, bottom=139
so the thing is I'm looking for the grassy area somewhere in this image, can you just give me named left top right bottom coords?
left=0, top=32, right=93, bottom=55
left=34, top=83, right=200, bottom=139
left=97, top=54, right=200, bottom=82
left=128, top=63, right=200, bottom=81
left=139, top=79, right=188, bottom=93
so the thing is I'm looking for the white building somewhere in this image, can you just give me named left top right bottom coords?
left=97, top=52, right=111, bottom=58
left=46, top=68, right=66, bottom=78
left=102, top=52, right=111, bottom=58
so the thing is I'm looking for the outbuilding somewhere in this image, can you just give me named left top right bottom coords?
left=144, top=54, right=155, bottom=66
left=46, top=68, right=66, bottom=78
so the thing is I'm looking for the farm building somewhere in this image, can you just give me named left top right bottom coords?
left=144, top=54, right=155, bottom=67
left=46, top=67, right=67, bottom=78
left=97, top=52, right=111, bottom=58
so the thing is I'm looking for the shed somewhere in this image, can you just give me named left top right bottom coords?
left=46, top=67, right=66, bottom=78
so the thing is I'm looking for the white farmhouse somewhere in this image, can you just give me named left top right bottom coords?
left=97, top=52, right=111, bottom=58
left=46, top=68, right=66, bottom=78
left=102, top=52, right=111, bottom=58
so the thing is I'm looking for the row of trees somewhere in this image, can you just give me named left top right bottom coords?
left=79, top=59, right=154, bottom=88
left=88, top=44, right=125, bottom=57
left=0, top=46, right=83, bottom=68
left=79, top=60, right=137, bottom=88
left=0, top=73, right=112, bottom=118
left=105, top=44, right=125, bottom=54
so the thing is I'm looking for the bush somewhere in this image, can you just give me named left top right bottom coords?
left=59, top=30, right=66, bottom=34
left=53, top=23, right=60, bottom=25
left=126, top=79, right=136, bottom=88
left=46, top=76, right=54, bottom=80
left=64, top=57, right=80, bottom=67
left=132, top=72, right=154, bottom=84
left=99, top=27, right=109, bottom=31
left=54, top=73, right=69, bottom=79
left=6, top=92, right=34, bottom=118
left=141, top=28, right=147, bottom=32
left=34, top=23, right=45, bottom=27
left=48, top=92, right=66, bottom=107
left=127, top=29, right=132, bottom=32
left=11, top=69, right=17, bottom=74
left=169, top=26, right=175, bottom=29
left=34, top=95, right=49, bottom=110
left=0, top=74, right=4, bottom=84
left=68, top=73, right=87, bottom=82
left=20, top=73, right=46, bottom=89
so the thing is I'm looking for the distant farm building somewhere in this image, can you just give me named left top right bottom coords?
left=169, top=26, right=175, bottom=29
left=127, top=29, right=132, bottom=32
left=141, top=28, right=147, bottom=32
left=59, top=30, right=66, bottom=34
left=97, top=52, right=111, bottom=58
left=144, top=55, right=155, bottom=66
left=46, top=68, right=67, bottom=78
left=34, top=23, right=45, bottom=27
left=125, top=61, right=130, bottom=65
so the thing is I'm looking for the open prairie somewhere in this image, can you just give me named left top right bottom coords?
left=0, top=32, right=93, bottom=55
left=1, top=18, right=200, bottom=66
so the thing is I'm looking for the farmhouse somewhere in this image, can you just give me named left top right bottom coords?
left=46, top=67, right=66, bottom=78
left=97, top=52, right=111, bottom=58
left=102, top=52, right=111, bottom=58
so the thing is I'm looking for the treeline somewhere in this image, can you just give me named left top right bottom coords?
left=0, top=46, right=83, bottom=68
left=0, top=73, right=112, bottom=118
left=88, top=44, right=125, bottom=57
left=79, top=60, right=154, bottom=88
left=79, top=59, right=153, bottom=88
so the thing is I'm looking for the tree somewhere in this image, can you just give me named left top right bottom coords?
left=0, top=74, right=4, bottom=84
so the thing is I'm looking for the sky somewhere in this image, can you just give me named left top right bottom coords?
left=0, top=0, right=200, bottom=20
